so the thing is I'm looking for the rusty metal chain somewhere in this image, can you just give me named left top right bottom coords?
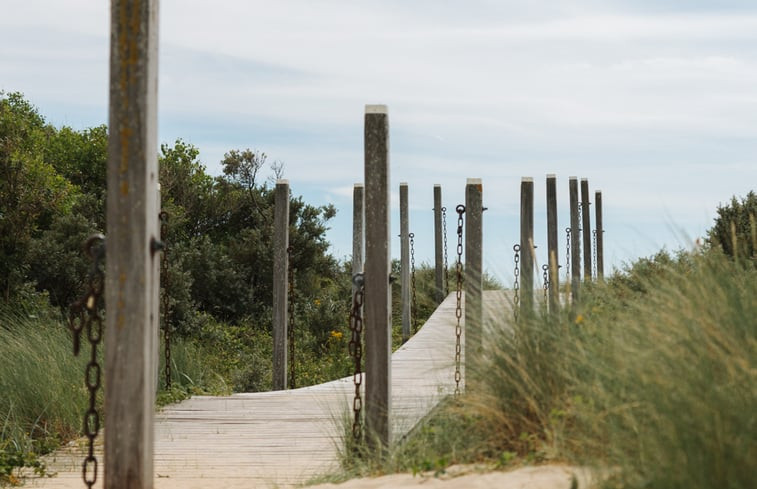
left=454, top=205, right=465, bottom=396
left=442, top=206, right=449, bottom=297
left=409, top=232, right=418, bottom=333
left=565, top=227, right=571, bottom=283
left=287, top=245, right=296, bottom=389
left=67, top=234, right=105, bottom=489
left=592, top=229, right=597, bottom=281
left=542, top=263, right=549, bottom=304
left=159, top=210, right=171, bottom=390
left=513, top=244, right=520, bottom=323
left=348, top=273, right=365, bottom=444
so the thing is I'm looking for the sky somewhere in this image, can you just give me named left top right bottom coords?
left=2, top=0, right=757, bottom=286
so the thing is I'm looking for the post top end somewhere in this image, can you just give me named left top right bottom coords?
left=581, top=178, right=588, bottom=182
left=365, top=104, right=388, bottom=114
left=354, top=183, right=364, bottom=188
left=276, top=179, right=289, bottom=185
left=546, top=173, right=556, bottom=178
left=434, top=184, right=441, bottom=188
left=400, top=181, right=408, bottom=186
left=466, top=178, right=482, bottom=184
left=521, top=177, right=534, bottom=182
left=569, top=176, right=577, bottom=180
left=595, top=189, right=602, bottom=193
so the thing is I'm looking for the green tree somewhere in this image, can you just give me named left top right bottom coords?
left=707, top=191, right=757, bottom=261
left=0, top=92, right=76, bottom=300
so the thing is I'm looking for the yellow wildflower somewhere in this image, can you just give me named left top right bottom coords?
left=330, top=330, right=343, bottom=340
left=575, top=314, right=584, bottom=325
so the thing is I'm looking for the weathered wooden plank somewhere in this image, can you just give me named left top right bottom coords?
left=32, top=292, right=511, bottom=489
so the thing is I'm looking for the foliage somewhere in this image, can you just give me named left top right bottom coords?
left=706, top=191, right=757, bottom=262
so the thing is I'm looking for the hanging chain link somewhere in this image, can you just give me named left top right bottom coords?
left=410, top=232, right=418, bottom=333
left=565, top=227, right=571, bottom=283
left=67, top=234, right=105, bottom=489
left=542, top=263, right=549, bottom=304
left=348, top=273, right=365, bottom=445
left=287, top=245, right=296, bottom=389
left=159, top=210, right=171, bottom=390
left=454, top=205, right=465, bottom=396
left=513, top=244, right=520, bottom=323
left=442, top=206, right=449, bottom=297
left=592, top=229, right=597, bottom=281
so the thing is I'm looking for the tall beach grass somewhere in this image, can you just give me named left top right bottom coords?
left=466, top=249, right=756, bottom=488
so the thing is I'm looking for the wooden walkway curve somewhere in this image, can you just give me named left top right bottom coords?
left=27, top=291, right=509, bottom=489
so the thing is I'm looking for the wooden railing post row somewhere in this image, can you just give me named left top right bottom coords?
left=581, top=179, right=592, bottom=281
left=400, top=182, right=410, bottom=343
left=464, top=178, right=483, bottom=385
left=520, top=177, right=534, bottom=317
left=352, top=183, right=365, bottom=296
left=595, top=190, right=604, bottom=281
left=433, top=184, right=444, bottom=303
left=364, top=105, right=391, bottom=451
left=273, top=180, right=290, bottom=391
left=105, top=0, right=159, bottom=486
left=546, top=174, right=559, bottom=313
left=569, top=177, right=581, bottom=306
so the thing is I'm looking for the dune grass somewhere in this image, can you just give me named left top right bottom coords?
left=331, top=249, right=755, bottom=489
left=0, top=308, right=86, bottom=483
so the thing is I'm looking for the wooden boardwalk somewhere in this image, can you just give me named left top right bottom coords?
left=27, top=291, right=510, bottom=489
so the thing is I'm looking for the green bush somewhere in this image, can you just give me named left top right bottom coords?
left=707, top=191, right=757, bottom=261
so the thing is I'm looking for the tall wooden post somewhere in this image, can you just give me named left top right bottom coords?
left=595, top=190, right=604, bottom=281
left=105, top=0, right=159, bottom=486
left=581, top=179, right=592, bottom=281
left=520, top=178, right=534, bottom=317
left=546, top=174, right=559, bottom=313
left=465, top=178, right=483, bottom=381
left=364, top=105, right=391, bottom=451
left=352, top=183, right=365, bottom=296
left=433, top=185, right=444, bottom=303
left=400, top=182, right=410, bottom=343
left=569, top=177, right=580, bottom=305
left=272, top=180, right=290, bottom=391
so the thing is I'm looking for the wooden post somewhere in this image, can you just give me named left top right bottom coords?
left=364, top=105, right=391, bottom=451
left=105, top=0, right=159, bottom=486
left=400, top=182, right=410, bottom=343
left=272, top=180, right=290, bottom=391
left=595, top=190, right=604, bottom=281
left=352, top=183, right=365, bottom=296
left=465, top=178, right=483, bottom=380
left=581, top=179, right=592, bottom=281
left=546, top=174, right=559, bottom=313
left=569, top=177, right=581, bottom=305
left=520, top=178, right=534, bottom=317
left=433, top=185, right=444, bottom=303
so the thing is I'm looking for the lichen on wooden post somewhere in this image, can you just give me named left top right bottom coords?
left=569, top=177, right=581, bottom=306
left=273, top=179, right=290, bottom=391
left=105, top=0, right=160, bottom=486
left=546, top=174, right=559, bottom=314
left=464, top=178, right=483, bottom=385
left=581, top=178, right=592, bottom=282
left=595, top=190, right=604, bottom=281
left=400, top=182, right=410, bottom=343
left=520, top=177, right=534, bottom=317
left=364, top=104, right=391, bottom=452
